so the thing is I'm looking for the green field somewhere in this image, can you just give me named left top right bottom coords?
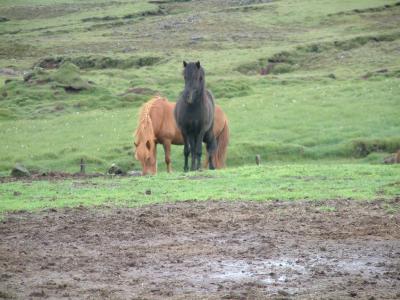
left=1, top=164, right=399, bottom=214
left=0, top=0, right=399, bottom=212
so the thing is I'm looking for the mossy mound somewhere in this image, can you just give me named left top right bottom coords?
left=35, top=55, right=162, bottom=70
left=237, top=32, right=400, bottom=75
left=24, top=62, right=92, bottom=91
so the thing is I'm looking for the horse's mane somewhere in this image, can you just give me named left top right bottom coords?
left=134, top=95, right=165, bottom=145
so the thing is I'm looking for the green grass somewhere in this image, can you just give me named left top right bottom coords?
left=1, top=164, right=399, bottom=214
left=0, top=0, right=399, bottom=210
left=1, top=77, right=399, bottom=173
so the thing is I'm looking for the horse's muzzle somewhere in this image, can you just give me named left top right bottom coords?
left=183, top=90, right=194, bottom=104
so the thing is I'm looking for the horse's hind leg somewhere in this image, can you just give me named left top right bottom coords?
left=204, top=131, right=217, bottom=170
left=163, top=141, right=172, bottom=173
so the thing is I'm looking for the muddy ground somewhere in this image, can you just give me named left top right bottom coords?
left=1, top=199, right=399, bottom=299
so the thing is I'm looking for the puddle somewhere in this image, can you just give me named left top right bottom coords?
left=207, top=258, right=305, bottom=285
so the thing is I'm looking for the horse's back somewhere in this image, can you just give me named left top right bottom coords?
left=151, top=98, right=183, bottom=144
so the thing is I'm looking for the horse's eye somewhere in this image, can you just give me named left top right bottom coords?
left=146, top=141, right=151, bottom=150
left=199, top=76, right=203, bottom=81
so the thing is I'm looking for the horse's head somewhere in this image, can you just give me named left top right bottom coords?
left=134, top=138, right=157, bottom=175
left=182, top=61, right=205, bottom=104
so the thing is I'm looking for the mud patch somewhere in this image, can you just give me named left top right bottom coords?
left=0, top=199, right=399, bottom=299
left=0, top=171, right=104, bottom=183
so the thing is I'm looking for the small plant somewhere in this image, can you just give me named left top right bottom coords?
left=317, top=206, right=337, bottom=212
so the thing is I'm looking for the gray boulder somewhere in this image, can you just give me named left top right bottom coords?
left=127, top=170, right=142, bottom=177
left=108, top=163, right=125, bottom=175
left=11, top=163, right=31, bottom=177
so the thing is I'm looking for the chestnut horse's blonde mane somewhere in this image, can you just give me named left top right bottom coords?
left=134, top=95, right=165, bottom=146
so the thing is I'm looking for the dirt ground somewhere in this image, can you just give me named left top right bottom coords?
left=1, top=199, right=399, bottom=299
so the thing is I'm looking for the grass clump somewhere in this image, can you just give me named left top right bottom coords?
left=237, top=32, right=400, bottom=76
left=328, top=1, right=400, bottom=16
left=317, top=205, right=337, bottom=212
left=208, top=79, right=252, bottom=99
left=20, top=62, right=93, bottom=91
left=351, top=138, right=400, bottom=157
left=35, top=56, right=163, bottom=70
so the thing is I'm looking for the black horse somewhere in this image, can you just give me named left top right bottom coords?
left=174, top=61, right=217, bottom=172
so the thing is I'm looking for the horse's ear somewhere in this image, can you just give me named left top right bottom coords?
left=183, top=61, right=187, bottom=67
left=196, top=61, right=201, bottom=69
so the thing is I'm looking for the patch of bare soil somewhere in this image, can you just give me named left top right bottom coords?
left=1, top=199, right=399, bottom=299
left=0, top=172, right=105, bottom=183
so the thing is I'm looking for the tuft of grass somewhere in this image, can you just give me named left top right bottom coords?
left=317, top=205, right=337, bottom=212
left=383, top=202, right=400, bottom=214
left=352, top=138, right=400, bottom=157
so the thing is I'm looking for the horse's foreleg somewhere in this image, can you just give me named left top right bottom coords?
left=183, top=135, right=190, bottom=172
left=195, top=132, right=206, bottom=170
left=189, top=135, right=197, bottom=171
left=163, top=141, right=172, bottom=173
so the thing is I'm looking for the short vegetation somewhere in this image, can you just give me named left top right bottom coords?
left=0, top=0, right=399, bottom=210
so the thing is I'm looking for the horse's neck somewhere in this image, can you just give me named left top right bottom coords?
left=196, top=85, right=208, bottom=106
left=205, top=89, right=214, bottom=105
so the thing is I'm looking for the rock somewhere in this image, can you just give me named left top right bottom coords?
left=127, top=170, right=142, bottom=177
left=23, top=71, right=34, bottom=82
left=277, top=289, right=290, bottom=296
left=349, top=291, right=357, bottom=297
left=0, top=68, right=19, bottom=76
left=122, top=47, right=137, bottom=53
left=260, top=63, right=276, bottom=75
left=108, top=163, right=125, bottom=175
left=11, top=163, right=31, bottom=177
left=383, top=155, right=396, bottom=164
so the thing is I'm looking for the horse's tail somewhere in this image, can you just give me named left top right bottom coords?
left=213, top=118, right=229, bottom=168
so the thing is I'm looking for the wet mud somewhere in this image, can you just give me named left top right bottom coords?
left=1, top=199, right=399, bottom=299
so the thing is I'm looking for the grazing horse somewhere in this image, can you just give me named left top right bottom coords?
left=134, top=96, right=229, bottom=175
left=174, top=61, right=217, bottom=172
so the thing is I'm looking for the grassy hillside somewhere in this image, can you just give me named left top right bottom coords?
left=0, top=0, right=399, bottom=174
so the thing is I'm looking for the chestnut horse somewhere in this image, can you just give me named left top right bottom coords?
left=134, top=96, right=229, bottom=175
